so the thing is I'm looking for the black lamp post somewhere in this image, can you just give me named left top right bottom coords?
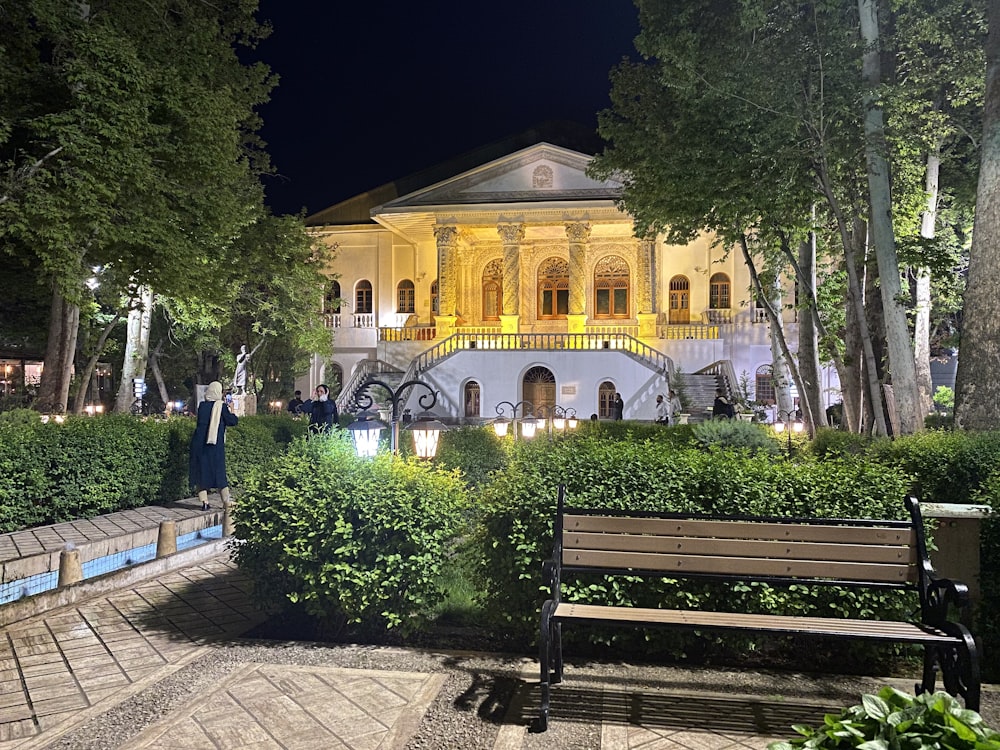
left=349, top=377, right=441, bottom=456
left=772, top=408, right=804, bottom=455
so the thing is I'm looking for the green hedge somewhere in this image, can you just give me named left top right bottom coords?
left=232, top=431, right=469, bottom=633
left=0, top=412, right=298, bottom=532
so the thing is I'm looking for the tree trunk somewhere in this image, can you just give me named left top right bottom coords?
left=148, top=340, right=170, bottom=413
left=114, top=287, right=154, bottom=412
left=70, top=309, right=124, bottom=414
left=765, top=270, right=794, bottom=417
left=844, top=227, right=888, bottom=436
left=796, top=232, right=825, bottom=429
left=914, top=148, right=940, bottom=421
left=955, top=0, right=1000, bottom=430
left=35, top=284, right=80, bottom=413
left=738, top=236, right=815, bottom=430
left=858, top=0, right=921, bottom=434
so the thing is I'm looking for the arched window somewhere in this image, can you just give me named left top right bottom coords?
left=537, top=257, right=569, bottom=319
left=464, top=381, right=481, bottom=418
left=668, top=276, right=690, bottom=324
left=397, top=279, right=415, bottom=314
left=430, top=280, right=439, bottom=316
left=755, top=365, right=775, bottom=404
left=594, top=255, right=630, bottom=319
left=598, top=381, right=616, bottom=419
left=709, top=273, right=731, bottom=309
left=355, top=280, right=373, bottom=314
left=482, top=259, right=502, bottom=321
left=324, top=280, right=341, bottom=313
left=523, top=366, right=556, bottom=411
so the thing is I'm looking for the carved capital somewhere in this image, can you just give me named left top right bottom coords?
left=433, top=225, right=460, bottom=246
left=565, top=222, right=591, bottom=244
left=497, top=223, right=525, bottom=245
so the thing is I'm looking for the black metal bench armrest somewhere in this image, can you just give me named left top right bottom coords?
left=924, top=575, right=972, bottom=627
left=542, top=558, right=561, bottom=599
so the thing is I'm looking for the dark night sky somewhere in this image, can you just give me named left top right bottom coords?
left=251, top=1, right=640, bottom=217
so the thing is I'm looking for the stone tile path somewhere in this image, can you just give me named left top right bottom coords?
left=123, top=665, right=447, bottom=750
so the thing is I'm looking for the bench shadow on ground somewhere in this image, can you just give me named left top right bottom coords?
left=516, top=674, right=832, bottom=736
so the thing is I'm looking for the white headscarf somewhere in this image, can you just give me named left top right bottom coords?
left=205, top=381, right=224, bottom=445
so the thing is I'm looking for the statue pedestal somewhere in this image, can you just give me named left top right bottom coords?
left=435, top=315, right=457, bottom=339
left=230, top=393, right=257, bottom=417
left=638, top=312, right=658, bottom=339
left=499, top=314, right=519, bottom=334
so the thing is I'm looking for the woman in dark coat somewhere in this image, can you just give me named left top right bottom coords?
left=189, top=381, right=238, bottom=511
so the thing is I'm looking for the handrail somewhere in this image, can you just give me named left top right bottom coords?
left=411, top=333, right=672, bottom=379
left=336, top=359, right=402, bottom=412
left=696, top=359, right=739, bottom=399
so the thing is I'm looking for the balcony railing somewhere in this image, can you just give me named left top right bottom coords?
left=411, top=332, right=671, bottom=378
left=657, top=324, right=720, bottom=340
left=353, top=313, right=375, bottom=328
left=380, top=326, right=436, bottom=342
left=323, top=313, right=342, bottom=329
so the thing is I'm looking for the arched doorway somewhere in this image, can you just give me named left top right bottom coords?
left=464, top=381, right=481, bottom=419
left=523, top=366, right=556, bottom=412
left=598, top=381, right=616, bottom=419
left=669, top=276, right=690, bottom=324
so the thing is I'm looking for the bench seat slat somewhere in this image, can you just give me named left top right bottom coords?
left=563, top=549, right=915, bottom=583
left=552, top=603, right=955, bottom=643
left=564, top=532, right=917, bottom=565
left=564, top=515, right=914, bottom=547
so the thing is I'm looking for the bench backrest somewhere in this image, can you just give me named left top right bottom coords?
left=555, top=489, right=927, bottom=590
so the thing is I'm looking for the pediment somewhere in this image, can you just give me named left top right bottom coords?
left=377, top=143, right=622, bottom=211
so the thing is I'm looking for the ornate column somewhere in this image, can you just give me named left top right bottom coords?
left=497, top=223, right=524, bottom=334
left=637, top=236, right=658, bottom=339
left=566, top=222, right=591, bottom=334
left=433, top=225, right=459, bottom=339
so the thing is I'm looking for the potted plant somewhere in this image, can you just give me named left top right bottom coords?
left=768, top=688, right=999, bottom=750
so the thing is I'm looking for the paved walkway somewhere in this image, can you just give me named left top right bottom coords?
left=1, top=510, right=995, bottom=749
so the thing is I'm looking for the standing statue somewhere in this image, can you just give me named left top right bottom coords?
left=233, top=341, right=263, bottom=394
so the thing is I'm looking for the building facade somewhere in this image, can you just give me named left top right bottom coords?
left=304, top=142, right=833, bottom=422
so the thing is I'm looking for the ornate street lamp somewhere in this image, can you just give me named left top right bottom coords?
left=494, top=400, right=537, bottom=441
left=351, top=377, right=442, bottom=457
left=773, top=408, right=804, bottom=455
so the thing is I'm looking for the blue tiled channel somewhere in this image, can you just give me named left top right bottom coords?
left=0, top=524, right=224, bottom=606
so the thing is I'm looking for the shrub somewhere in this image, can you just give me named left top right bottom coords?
left=431, top=425, right=507, bottom=487
left=870, top=430, right=1000, bottom=504
left=809, top=428, right=874, bottom=459
left=692, top=419, right=782, bottom=455
left=233, top=432, right=469, bottom=633
left=768, top=688, right=999, bottom=750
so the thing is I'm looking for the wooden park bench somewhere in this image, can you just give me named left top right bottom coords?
left=537, top=486, right=981, bottom=730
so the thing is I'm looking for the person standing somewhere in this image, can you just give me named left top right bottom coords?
left=287, top=390, right=304, bottom=415
left=302, top=384, right=339, bottom=432
left=613, top=393, right=624, bottom=420
left=189, top=381, right=238, bottom=511
left=654, top=394, right=669, bottom=424
left=668, top=389, right=683, bottom=425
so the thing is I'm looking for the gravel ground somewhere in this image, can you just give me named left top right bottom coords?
left=44, top=638, right=999, bottom=750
